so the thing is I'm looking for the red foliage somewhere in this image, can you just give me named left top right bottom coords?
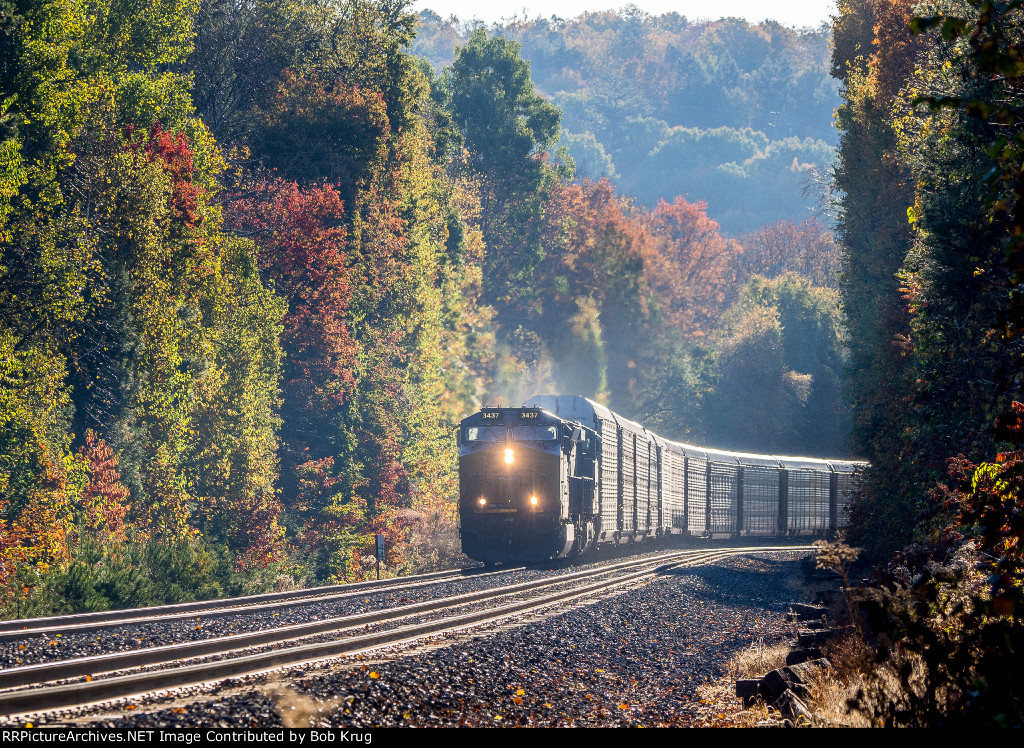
left=0, top=501, right=28, bottom=591
left=230, top=489, right=286, bottom=572
left=647, top=196, right=740, bottom=339
left=125, top=124, right=202, bottom=226
left=543, top=180, right=738, bottom=341
left=542, top=179, right=648, bottom=306
left=225, top=178, right=358, bottom=414
left=869, top=0, right=925, bottom=103
left=734, top=218, right=841, bottom=289
left=77, top=430, right=131, bottom=544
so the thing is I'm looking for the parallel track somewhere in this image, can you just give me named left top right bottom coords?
left=0, top=545, right=814, bottom=719
left=0, top=566, right=522, bottom=642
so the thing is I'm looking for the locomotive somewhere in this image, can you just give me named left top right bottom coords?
left=458, top=395, right=865, bottom=564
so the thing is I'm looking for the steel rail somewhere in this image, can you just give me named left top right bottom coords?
left=0, top=566, right=546, bottom=643
left=0, top=546, right=815, bottom=718
left=0, top=566, right=510, bottom=636
left=0, top=548, right=700, bottom=690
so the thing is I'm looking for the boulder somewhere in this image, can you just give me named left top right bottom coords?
left=791, top=603, right=828, bottom=619
left=787, top=658, right=831, bottom=685
left=798, top=625, right=854, bottom=647
left=762, top=668, right=793, bottom=700
left=785, top=648, right=824, bottom=666
left=774, top=689, right=813, bottom=723
left=736, top=678, right=764, bottom=707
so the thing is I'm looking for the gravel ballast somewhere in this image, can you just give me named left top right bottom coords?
left=0, top=552, right=676, bottom=669
left=53, top=551, right=804, bottom=728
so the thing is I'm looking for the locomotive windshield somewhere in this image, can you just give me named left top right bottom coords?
left=510, top=425, right=559, bottom=441
left=464, top=426, right=506, bottom=442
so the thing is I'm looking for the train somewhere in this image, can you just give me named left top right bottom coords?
left=457, top=395, right=865, bottom=564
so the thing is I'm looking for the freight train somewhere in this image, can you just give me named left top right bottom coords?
left=458, top=395, right=865, bottom=564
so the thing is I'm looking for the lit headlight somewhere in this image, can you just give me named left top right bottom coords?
left=478, top=497, right=487, bottom=506
left=504, top=448, right=514, bottom=464
left=530, top=495, right=538, bottom=506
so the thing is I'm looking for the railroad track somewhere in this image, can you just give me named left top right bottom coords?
left=0, top=545, right=815, bottom=719
left=0, top=565, right=519, bottom=640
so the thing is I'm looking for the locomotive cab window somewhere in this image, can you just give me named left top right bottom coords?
left=464, top=426, right=506, bottom=442
left=510, top=425, right=559, bottom=441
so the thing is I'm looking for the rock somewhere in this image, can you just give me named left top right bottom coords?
left=774, top=689, right=813, bottom=723
left=796, top=629, right=829, bottom=647
left=761, top=669, right=792, bottom=700
left=785, top=648, right=823, bottom=666
left=798, top=625, right=854, bottom=647
left=736, top=679, right=762, bottom=707
left=802, top=620, right=827, bottom=630
left=790, top=603, right=827, bottom=620
left=787, top=659, right=830, bottom=685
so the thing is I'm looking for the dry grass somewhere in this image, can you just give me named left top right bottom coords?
left=795, top=634, right=872, bottom=727
left=726, top=638, right=792, bottom=680
left=721, top=630, right=879, bottom=727
left=405, top=506, right=471, bottom=573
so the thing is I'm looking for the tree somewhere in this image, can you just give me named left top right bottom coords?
left=832, top=0, right=923, bottom=553
left=441, top=28, right=562, bottom=315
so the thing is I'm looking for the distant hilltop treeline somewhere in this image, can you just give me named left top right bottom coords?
left=412, top=10, right=840, bottom=234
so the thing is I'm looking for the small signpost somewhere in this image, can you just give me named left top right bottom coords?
left=375, top=534, right=384, bottom=580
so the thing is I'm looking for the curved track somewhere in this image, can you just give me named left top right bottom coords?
left=0, top=545, right=815, bottom=719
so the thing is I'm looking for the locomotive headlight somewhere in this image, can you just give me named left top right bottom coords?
left=478, top=497, right=487, bottom=506
left=530, top=495, right=538, bottom=506
left=504, top=448, right=514, bottom=464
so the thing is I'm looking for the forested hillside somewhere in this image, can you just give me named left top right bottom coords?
left=0, top=0, right=848, bottom=615
left=412, top=10, right=840, bottom=234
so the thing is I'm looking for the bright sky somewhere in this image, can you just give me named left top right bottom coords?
left=410, top=0, right=838, bottom=29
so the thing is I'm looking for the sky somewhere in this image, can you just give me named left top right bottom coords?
left=410, top=0, right=838, bottom=29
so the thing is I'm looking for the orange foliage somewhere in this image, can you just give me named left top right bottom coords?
left=77, top=430, right=131, bottom=545
left=646, top=197, right=740, bottom=339
left=734, top=218, right=841, bottom=289
left=543, top=180, right=738, bottom=342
